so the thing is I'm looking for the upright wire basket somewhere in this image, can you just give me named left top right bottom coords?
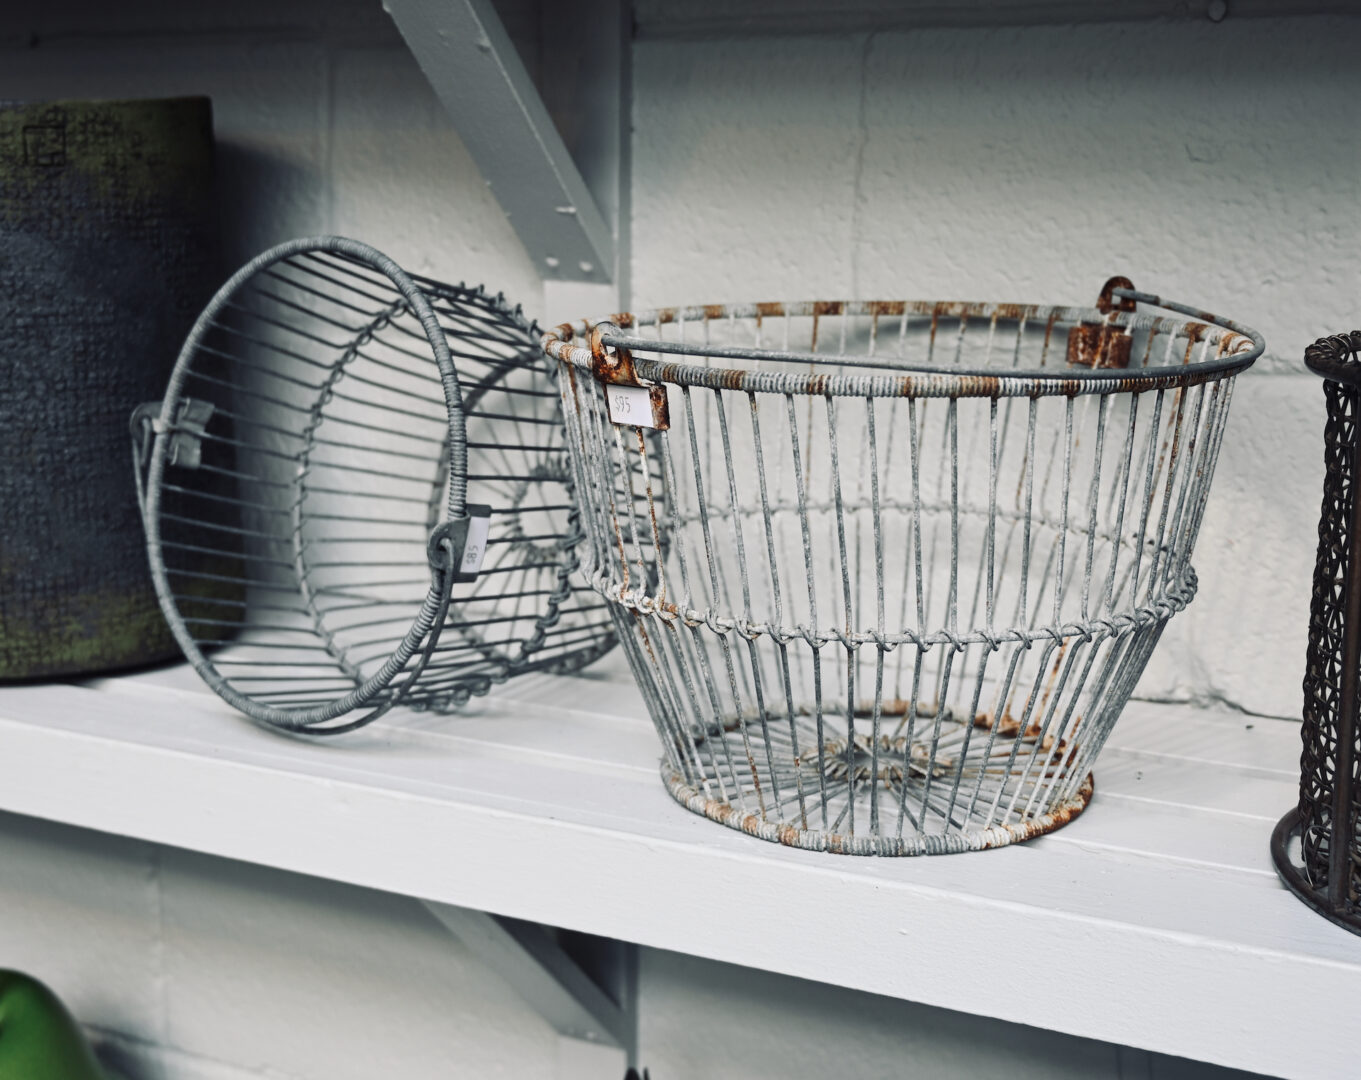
left=1272, top=330, right=1361, bottom=934
left=132, top=236, right=614, bottom=734
left=545, top=280, right=1262, bottom=854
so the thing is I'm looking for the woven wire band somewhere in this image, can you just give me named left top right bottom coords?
left=586, top=565, right=1195, bottom=650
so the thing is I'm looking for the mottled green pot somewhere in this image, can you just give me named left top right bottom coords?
left=0, top=96, right=219, bottom=678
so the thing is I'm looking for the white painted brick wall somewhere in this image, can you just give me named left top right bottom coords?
left=641, top=948, right=1213, bottom=1080
left=2, top=3, right=1354, bottom=1077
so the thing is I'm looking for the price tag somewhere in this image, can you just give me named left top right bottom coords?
left=458, top=509, right=492, bottom=576
left=607, top=383, right=662, bottom=429
left=430, top=504, right=494, bottom=586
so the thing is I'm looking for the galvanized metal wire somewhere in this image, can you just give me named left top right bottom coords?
left=545, top=287, right=1261, bottom=854
left=134, top=236, right=613, bottom=734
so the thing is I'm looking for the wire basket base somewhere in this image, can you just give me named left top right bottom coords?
left=662, top=764, right=1093, bottom=856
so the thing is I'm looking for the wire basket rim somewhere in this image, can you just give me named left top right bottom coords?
left=1270, top=809, right=1361, bottom=935
left=543, top=290, right=1262, bottom=398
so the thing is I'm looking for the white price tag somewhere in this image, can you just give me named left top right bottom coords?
left=606, top=383, right=660, bottom=429
left=458, top=512, right=492, bottom=576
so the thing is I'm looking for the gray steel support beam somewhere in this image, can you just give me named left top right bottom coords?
left=383, top=0, right=617, bottom=284
left=422, top=901, right=636, bottom=1061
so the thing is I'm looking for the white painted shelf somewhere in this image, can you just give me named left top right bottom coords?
left=0, top=657, right=1355, bottom=1080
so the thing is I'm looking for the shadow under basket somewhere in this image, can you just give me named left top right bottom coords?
left=1272, top=330, right=1361, bottom=934
left=545, top=279, right=1262, bottom=855
left=133, top=236, right=615, bottom=735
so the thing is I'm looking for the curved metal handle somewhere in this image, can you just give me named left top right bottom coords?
left=1110, top=285, right=1267, bottom=363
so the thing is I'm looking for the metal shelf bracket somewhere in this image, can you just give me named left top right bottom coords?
left=382, top=0, right=626, bottom=289
left=422, top=901, right=637, bottom=1064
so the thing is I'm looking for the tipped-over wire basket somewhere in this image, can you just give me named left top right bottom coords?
left=132, top=236, right=614, bottom=735
left=544, top=278, right=1262, bottom=855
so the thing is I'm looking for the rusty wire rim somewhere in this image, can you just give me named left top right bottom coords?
left=544, top=290, right=1262, bottom=397
left=663, top=766, right=1094, bottom=855
left=1304, top=330, right=1361, bottom=387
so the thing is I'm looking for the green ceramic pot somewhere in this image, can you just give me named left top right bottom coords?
left=0, top=971, right=106, bottom=1080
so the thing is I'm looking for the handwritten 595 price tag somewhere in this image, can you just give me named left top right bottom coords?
left=607, top=384, right=662, bottom=429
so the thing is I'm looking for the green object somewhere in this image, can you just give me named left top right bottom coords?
left=0, top=971, right=106, bottom=1080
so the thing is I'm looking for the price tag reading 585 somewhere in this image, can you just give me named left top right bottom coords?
left=606, top=383, right=663, bottom=429
left=458, top=512, right=491, bottom=575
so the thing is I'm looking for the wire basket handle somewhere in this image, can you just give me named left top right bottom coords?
left=1107, top=281, right=1267, bottom=363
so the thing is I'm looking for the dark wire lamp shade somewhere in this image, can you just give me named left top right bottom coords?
left=132, top=236, right=615, bottom=735
left=1272, top=330, right=1361, bottom=934
left=1, top=95, right=217, bottom=678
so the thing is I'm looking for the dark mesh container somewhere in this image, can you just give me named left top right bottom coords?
left=0, top=96, right=217, bottom=677
left=1273, top=330, right=1361, bottom=934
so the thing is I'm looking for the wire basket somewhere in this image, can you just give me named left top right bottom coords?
left=544, top=279, right=1262, bottom=854
left=132, top=236, right=614, bottom=734
left=1272, top=330, right=1361, bottom=933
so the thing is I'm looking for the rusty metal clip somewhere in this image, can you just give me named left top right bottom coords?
left=1067, top=275, right=1135, bottom=370
left=591, top=323, right=670, bottom=430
